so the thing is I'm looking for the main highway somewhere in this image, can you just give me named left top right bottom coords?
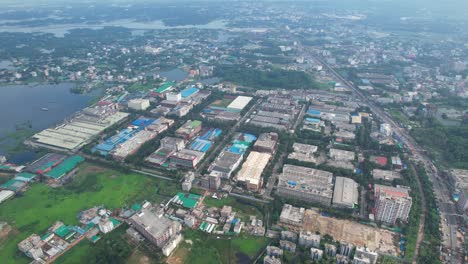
left=314, top=55, right=461, bottom=264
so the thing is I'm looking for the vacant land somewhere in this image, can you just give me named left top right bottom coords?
left=175, top=229, right=270, bottom=264
left=0, top=162, right=177, bottom=264
left=302, top=208, right=398, bottom=255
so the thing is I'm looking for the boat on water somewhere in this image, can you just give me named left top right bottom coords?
left=41, top=108, right=49, bottom=111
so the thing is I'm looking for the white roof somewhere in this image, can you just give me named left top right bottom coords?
left=227, top=96, right=253, bottom=110
left=0, top=190, right=15, bottom=203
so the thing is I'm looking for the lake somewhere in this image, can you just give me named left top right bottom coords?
left=0, top=83, right=96, bottom=163
left=0, top=19, right=228, bottom=37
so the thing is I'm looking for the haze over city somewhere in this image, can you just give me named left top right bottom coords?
left=0, top=1, right=466, bottom=264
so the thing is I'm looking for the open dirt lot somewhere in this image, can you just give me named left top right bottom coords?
left=302, top=209, right=399, bottom=255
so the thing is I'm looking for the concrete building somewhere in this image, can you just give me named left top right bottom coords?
left=279, top=240, right=296, bottom=253
left=161, top=233, right=183, bottom=256
left=354, top=247, right=378, bottom=264
left=18, top=234, right=45, bottom=260
left=380, top=123, right=392, bottom=137
left=374, top=184, right=412, bottom=225
left=161, top=137, right=186, bottom=151
left=325, top=243, right=337, bottom=257
left=128, top=99, right=150, bottom=111
left=329, top=148, right=355, bottom=161
left=209, top=151, right=243, bottom=179
left=310, top=248, right=324, bottom=261
left=279, top=204, right=304, bottom=231
left=98, top=218, right=114, bottom=234
left=298, top=231, right=320, bottom=248
left=170, top=149, right=205, bottom=169
left=130, top=205, right=182, bottom=253
left=184, top=215, right=196, bottom=228
left=288, top=143, right=318, bottom=163
left=336, top=254, right=349, bottom=264
left=333, top=177, right=359, bottom=208
left=253, top=132, right=278, bottom=153
left=227, top=96, right=253, bottom=111
left=200, top=174, right=221, bottom=190
left=449, top=169, right=468, bottom=211
left=277, top=165, right=334, bottom=206
left=236, top=151, right=272, bottom=192
left=281, top=230, right=298, bottom=242
left=166, top=92, right=182, bottom=102
left=264, top=256, right=282, bottom=264
left=391, top=156, right=403, bottom=170
left=175, top=120, right=202, bottom=140
left=266, top=246, right=283, bottom=258
left=339, top=241, right=354, bottom=258
left=372, top=169, right=401, bottom=181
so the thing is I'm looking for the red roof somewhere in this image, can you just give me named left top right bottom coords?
left=373, top=156, right=388, bottom=166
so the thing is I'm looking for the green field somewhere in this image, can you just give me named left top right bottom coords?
left=0, top=162, right=178, bottom=264
left=178, top=229, right=270, bottom=264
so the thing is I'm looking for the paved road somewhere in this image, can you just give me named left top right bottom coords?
left=313, top=56, right=446, bottom=263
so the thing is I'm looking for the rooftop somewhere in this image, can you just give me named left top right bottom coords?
left=333, top=177, right=359, bottom=207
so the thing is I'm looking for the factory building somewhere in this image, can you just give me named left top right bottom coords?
left=374, top=184, right=412, bottom=225
left=209, top=151, right=244, bottom=179
left=128, top=99, right=150, bottom=111
left=277, top=165, right=334, bottom=206
left=170, top=149, right=205, bottom=169
left=288, top=143, right=318, bottom=163
left=226, top=96, right=252, bottom=111
left=175, top=120, right=202, bottom=140
left=253, top=132, right=278, bottom=153
left=235, top=151, right=272, bottom=192
left=332, top=177, right=359, bottom=208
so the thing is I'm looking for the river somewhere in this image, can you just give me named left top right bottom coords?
left=0, top=83, right=97, bottom=163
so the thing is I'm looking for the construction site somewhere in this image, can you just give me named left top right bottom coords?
left=302, top=208, right=398, bottom=255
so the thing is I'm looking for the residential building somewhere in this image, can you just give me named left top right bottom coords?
left=311, top=248, right=323, bottom=261
left=325, top=243, right=337, bottom=257
left=266, top=246, right=283, bottom=258
left=298, top=231, right=321, bottom=248
left=264, top=256, right=282, bottom=264
left=130, top=205, right=182, bottom=253
left=339, top=242, right=354, bottom=258
left=279, top=240, right=296, bottom=253
left=380, top=123, right=392, bottom=137
left=354, top=247, right=378, bottom=264
left=279, top=204, right=304, bottom=231
left=374, top=184, right=412, bottom=225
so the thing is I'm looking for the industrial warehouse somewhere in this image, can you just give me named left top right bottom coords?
left=202, top=95, right=253, bottom=121
left=277, top=165, right=334, bottom=206
left=93, top=116, right=174, bottom=161
left=30, top=102, right=129, bottom=151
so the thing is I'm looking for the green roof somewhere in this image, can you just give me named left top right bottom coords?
left=14, top=172, right=36, bottom=181
left=109, top=217, right=120, bottom=227
left=0, top=164, right=14, bottom=170
left=154, top=82, right=176, bottom=93
left=1, top=179, right=26, bottom=191
left=90, top=235, right=101, bottom=243
left=45, top=155, right=84, bottom=179
left=176, top=192, right=200, bottom=209
left=55, top=225, right=71, bottom=238
left=189, top=120, right=202, bottom=128
left=131, top=203, right=142, bottom=211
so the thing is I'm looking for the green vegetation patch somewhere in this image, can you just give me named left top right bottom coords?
left=0, top=162, right=174, bottom=264
left=181, top=229, right=270, bottom=264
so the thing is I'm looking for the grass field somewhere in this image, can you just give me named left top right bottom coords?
left=0, top=162, right=178, bottom=264
left=210, top=98, right=234, bottom=108
left=178, top=229, right=270, bottom=264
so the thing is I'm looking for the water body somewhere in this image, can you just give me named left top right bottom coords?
left=0, top=83, right=95, bottom=163
left=0, top=19, right=228, bottom=37
left=159, top=68, right=188, bottom=82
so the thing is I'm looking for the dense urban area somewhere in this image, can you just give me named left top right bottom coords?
left=0, top=1, right=466, bottom=264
